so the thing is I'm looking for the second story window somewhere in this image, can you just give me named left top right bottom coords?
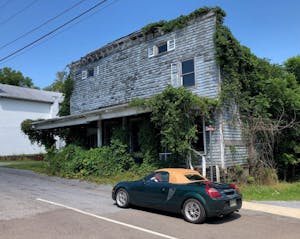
left=182, top=59, right=195, bottom=87
left=148, top=38, right=176, bottom=58
left=158, top=42, right=168, bottom=54
left=88, top=68, right=94, bottom=78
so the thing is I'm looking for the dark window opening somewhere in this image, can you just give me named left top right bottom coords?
left=192, top=117, right=205, bottom=152
left=158, top=43, right=168, bottom=54
left=88, top=68, right=94, bottom=77
left=185, top=174, right=205, bottom=181
left=182, top=59, right=195, bottom=87
left=103, top=120, right=121, bottom=146
left=130, top=119, right=142, bottom=153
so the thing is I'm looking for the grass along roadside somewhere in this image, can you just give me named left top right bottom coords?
left=240, top=182, right=300, bottom=201
left=0, top=160, right=48, bottom=174
left=1, top=160, right=300, bottom=201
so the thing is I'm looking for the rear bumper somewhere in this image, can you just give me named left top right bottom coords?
left=206, top=197, right=242, bottom=217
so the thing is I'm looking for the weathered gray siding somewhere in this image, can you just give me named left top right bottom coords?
left=222, top=104, right=248, bottom=167
left=70, top=13, right=219, bottom=114
left=68, top=11, right=248, bottom=169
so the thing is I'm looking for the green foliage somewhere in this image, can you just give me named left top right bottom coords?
left=58, top=74, right=73, bottom=116
left=0, top=67, right=37, bottom=88
left=246, top=176, right=255, bottom=184
left=21, top=119, right=56, bottom=150
left=214, top=15, right=300, bottom=179
left=240, top=182, right=300, bottom=201
left=142, top=7, right=225, bottom=34
left=134, top=86, right=218, bottom=157
left=46, top=140, right=155, bottom=179
left=111, top=125, right=128, bottom=145
left=44, top=71, right=67, bottom=92
left=285, top=55, right=300, bottom=83
left=137, top=120, right=159, bottom=164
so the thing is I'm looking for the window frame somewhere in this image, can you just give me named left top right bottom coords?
left=81, top=70, right=87, bottom=80
left=181, top=58, right=195, bottom=87
left=87, top=68, right=94, bottom=78
left=148, top=37, right=175, bottom=58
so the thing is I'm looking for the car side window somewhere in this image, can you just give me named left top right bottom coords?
left=150, top=172, right=169, bottom=183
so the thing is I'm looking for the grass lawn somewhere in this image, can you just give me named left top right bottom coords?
left=240, top=182, right=300, bottom=201
left=1, top=160, right=300, bottom=201
left=1, top=160, right=48, bottom=174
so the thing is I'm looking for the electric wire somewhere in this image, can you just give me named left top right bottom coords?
left=0, top=0, right=109, bottom=63
left=0, top=0, right=119, bottom=65
left=0, top=0, right=39, bottom=26
left=0, top=0, right=89, bottom=51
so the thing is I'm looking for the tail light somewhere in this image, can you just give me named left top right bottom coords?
left=205, top=187, right=221, bottom=198
left=230, top=183, right=241, bottom=194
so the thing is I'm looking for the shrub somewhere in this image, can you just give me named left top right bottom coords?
left=45, top=140, right=138, bottom=178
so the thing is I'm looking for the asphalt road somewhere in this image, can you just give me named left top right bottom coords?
left=0, top=167, right=300, bottom=239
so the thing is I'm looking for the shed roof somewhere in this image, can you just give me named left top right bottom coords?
left=0, top=83, right=63, bottom=103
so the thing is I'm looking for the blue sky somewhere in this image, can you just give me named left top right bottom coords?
left=0, top=0, right=299, bottom=88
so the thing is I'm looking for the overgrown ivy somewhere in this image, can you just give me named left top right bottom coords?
left=142, top=7, right=225, bottom=35
left=213, top=9, right=300, bottom=180
left=21, top=119, right=56, bottom=150
left=131, top=86, right=218, bottom=157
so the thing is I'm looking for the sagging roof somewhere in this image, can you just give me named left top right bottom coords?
left=0, top=83, right=63, bottom=103
left=32, top=103, right=150, bottom=130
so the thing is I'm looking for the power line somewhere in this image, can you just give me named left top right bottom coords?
left=0, top=0, right=39, bottom=26
left=0, top=0, right=89, bottom=51
left=0, top=0, right=109, bottom=63
left=0, top=0, right=119, bottom=65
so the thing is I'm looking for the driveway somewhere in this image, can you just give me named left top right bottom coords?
left=0, top=167, right=299, bottom=239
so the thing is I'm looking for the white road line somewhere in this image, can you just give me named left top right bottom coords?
left=36, top=198, right=179, bottom=239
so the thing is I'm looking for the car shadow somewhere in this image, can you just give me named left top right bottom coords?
left=206, top=213, right=242, bottom=224
left=115, top=203, right=241, bottom=224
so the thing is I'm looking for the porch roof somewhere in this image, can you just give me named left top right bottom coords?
left=32, top=104, right=150, bottom=130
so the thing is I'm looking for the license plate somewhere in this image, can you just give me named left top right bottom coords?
left=229, top=199, right=237, bottom=207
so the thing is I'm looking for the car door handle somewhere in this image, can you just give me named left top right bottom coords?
left=161, top=187, right=166, bottom=192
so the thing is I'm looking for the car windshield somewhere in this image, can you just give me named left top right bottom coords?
left=185, top=174, right=205, bottom=181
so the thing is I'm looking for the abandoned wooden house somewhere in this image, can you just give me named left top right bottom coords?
left=33, top=9, right=248, bottom=179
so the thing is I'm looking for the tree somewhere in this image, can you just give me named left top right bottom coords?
left=58, top=74, right=73, bottom=116
left=285, top=56, right=300, bottom=84
left=44, top=71, right=67, bottom=92
left=0, top=67, right=36, bottom=88
left=44, top=70, right=73, bottom=116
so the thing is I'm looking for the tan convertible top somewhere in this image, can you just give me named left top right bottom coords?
left=155, top=168, right=207, bottom=184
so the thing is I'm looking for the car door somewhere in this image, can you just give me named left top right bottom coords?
left=143, top=171, right=170, bottom=208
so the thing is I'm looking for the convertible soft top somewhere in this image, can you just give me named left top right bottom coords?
left=155, top=168, right=207, bottom=184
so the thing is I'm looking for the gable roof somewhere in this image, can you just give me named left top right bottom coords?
left=0, top=83, right=63, bottom=103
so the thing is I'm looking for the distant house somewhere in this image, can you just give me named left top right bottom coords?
left=33, top=9, right=248, bottom=177
left=0, top=83, right=63, bottom=156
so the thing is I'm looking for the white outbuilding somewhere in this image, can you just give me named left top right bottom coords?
left=0, top=83, right=63, bottom=156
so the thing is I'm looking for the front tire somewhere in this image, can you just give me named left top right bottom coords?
left=116, top=188, right=130, bottom=208
left=182, top=199, right=206, bottom=224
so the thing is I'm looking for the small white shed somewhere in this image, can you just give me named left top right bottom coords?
left=0, top=83, right=63, bottom=156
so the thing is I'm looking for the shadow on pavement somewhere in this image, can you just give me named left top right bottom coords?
left=115, top=203, right=241, bottom=224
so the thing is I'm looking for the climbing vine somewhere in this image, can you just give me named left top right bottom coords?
left=213, top=10, right=300, bottom=180
left=142, top=7, right=225, bottom=35
left=131, top=86, right=218, bottom=157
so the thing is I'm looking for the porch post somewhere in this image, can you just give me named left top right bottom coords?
left=97, top=120, right=102, bottom=147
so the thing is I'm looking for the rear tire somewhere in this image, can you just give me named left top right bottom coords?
left=182, top=199, right=206, bottom=224
left=116, top=188, right=130, bottom=208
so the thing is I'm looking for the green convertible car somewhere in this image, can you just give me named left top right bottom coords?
left=112, top=168, right=242, bottom=224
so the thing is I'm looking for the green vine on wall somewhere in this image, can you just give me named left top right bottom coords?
left=131, top=86, right=218, bottom=157
left=142, top=7, right=225, bottom=35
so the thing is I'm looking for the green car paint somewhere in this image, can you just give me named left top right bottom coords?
left=112, top=176, right=242, bottom=222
